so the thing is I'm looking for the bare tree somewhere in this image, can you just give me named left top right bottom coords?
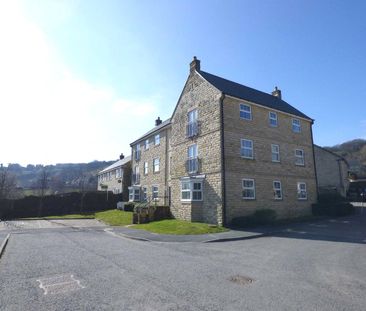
left=37, top=169, right=49, bottom=216
left=0, top=164, right=18, bottom=200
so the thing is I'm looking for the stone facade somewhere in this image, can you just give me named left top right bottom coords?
left=129, top=57, right=318, bottom=225
left=97, top=156, right=131, bottom=201
left=314, top=145, right=349, bottom=197
left=130, top=124, right=171, bottom=205
left=223, top=96, right=317, bottom=222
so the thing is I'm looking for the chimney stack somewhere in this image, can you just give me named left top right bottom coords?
left=272, top=86, right=282, bottom=99
left=190, top=56, right=200, bottom=73
left=155, top=117, right=162, bottom=126
left=119, top=153, right=124, bottom=160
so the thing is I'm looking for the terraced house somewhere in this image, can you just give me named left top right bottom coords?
left=129, top=57, right=317, bottom=225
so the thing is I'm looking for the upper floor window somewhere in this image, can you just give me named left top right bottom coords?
left=295, top=149, right=305, bottom=166
left=144, top=162, right=148, bottom=175
left=135, top=144, right=141, bottom=161
left=133, top=166, right=140, bottom=184
left=273, top=181, right=282, bottom=200
left=145, top=139, right=149, bottom=150
left=271, top=144, right=280, bottom=162
left=269, top=111, right=278, bottom=127
left=292, top=118, right=301, bottom=133
left=155, top=134, right=160, bottom=145
left=187, top=144, right=198, bottom=173
left=116, top=168, right=122, bottom=179
left=240, top=103, right=252, bottom=120
left=187, top=109, right=198, bottom=137
left=153, top=158, right=160, bottom=173
left=297, top=182, right=307, bottom=200
left=241, top=139, right=253, bottom=159
left=152, top=186, right=159, bottom=200
left=242, top=179, right=255, bottom=199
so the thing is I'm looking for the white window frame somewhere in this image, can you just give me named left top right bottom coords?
left=180, top=179, right=203, bottom=202
left=297, top=182, right=307, bottom=200
left=154, top=134, right=160, bottom=145
left=128, top=186, right=140, bottom=202
left=273, top=181, right=282, bottom=200
left=240, top=103, right=252, bottom=120
left=292, top=118, right=301, bottom=133
left=187, top=144, right=198, bottom=173
left=241, top=139, right=254, bottom=159
left=152, top=185, right=159, bottom=201
left=187, top=109, right=199, bottom=137
left=295, top=149, right=305, bottom=166
left=142, top=187, right=147, bottom=202
left=144, top=162, right=148, bottom=175
left=269, top=111, right=278, bottom=127
left=153, top=158, right=160, bottom=173
left=145, top=139, right=149, bottom=150
left=242, top=178, right=255, bottom=200
left=271, top=144, right=280, bottom=162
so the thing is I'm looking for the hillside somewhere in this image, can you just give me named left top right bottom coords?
left=325, top=138, right=366, bottom=175
left=4, top=160, right=116, bottom=193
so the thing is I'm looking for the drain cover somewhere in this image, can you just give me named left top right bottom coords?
left=229, top=275, right=254, bottom=285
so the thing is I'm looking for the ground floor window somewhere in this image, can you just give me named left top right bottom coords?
left=152, top=186, right=159, bottom=200
left=273, top=181, right=282, bottom=200
left=142, top=187, right=147, bottom=202
left=128, top=186, right=140, bottom=202
left=242, top=179, right=255, bottom=199
left=181, top=178, right=203, bottom=202
left=297, top=182, right=307, bottom=200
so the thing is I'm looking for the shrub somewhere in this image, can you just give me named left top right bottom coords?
left=312, top=202, right=355, bottom=217
left=230, top=209, right=277, bottom=227
left=123, top=202, right=135, bottom=212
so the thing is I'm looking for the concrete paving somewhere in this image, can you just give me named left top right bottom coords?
left=0, top=214, right=365, bottom=310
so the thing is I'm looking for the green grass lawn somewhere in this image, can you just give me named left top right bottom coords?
left=132, top=219, right=228, bottom=235
left=94, top=210, right=133, bottom=226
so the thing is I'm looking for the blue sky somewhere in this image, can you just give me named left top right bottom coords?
left=1, top=0, right=365, bottom=165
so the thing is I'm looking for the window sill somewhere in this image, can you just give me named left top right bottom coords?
left=241, top=156, right=254, bottom=160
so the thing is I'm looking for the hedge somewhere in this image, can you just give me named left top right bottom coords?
left=0, top=191, right=122, bottom=219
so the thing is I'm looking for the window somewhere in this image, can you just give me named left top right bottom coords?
left=295, top=149, right=305, bottom=166
left=187, top=109, right=198, bottom=137
left=297, top=182, right=307, bottom=200
left=155, top=134, right=160, bottom=145
left=133, top=166, right=140, bottom=184
left=144, top=162, right=148, bottom=175
left=292, top=118, right=301, bottom=133
left=142, top=187, right=147, bottom=202
left=187, top=144, right=198, bottom=173
left=269, top=112, right=278, bottom=127
left=116, top=168, right=122, bottom=179
left=273, top=181, right=282, bottom=200
left=153, top=158, right=160, bottom=173
left=241, top=139, right=253, bottom=159
left=271, top=144, right=280, bottom=162
left=240, top=103, right=252, bottom=120
left=181, top=179, right=203, bottom=201
left=128, top=186, right=140, bottom=202
left=135, top=144, right=141, bottom=161
left=242, top=179, right=255, bottom=199
left=152, top=186, right=159, bottom=200
left=145, top=139, right=149, bottom=150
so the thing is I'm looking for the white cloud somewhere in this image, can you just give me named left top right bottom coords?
left=0, top=1, right=159, bottom=165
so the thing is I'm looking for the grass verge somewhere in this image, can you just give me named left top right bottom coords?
left=95, top=210, right=132, bottom=226
left=133, top=219, right=228, bottom=235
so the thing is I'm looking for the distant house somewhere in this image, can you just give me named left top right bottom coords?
left=97, top=154, right=131, bottom=200
left=314, top=145, right=349, bottom=197
left=129, top=57, right=318, bottom=225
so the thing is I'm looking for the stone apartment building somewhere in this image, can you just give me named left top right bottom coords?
left=97, top=154, right=131, bottom=200
left=314, top=145, right=349, bottom=197
left=129, top=57, right=317, bottom=225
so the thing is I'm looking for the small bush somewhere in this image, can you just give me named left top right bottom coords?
left=230, top=209, right=277, bottom=227
left=123, top=202, right=135, bottom=212
left=312, top=202, right=355, bottom=217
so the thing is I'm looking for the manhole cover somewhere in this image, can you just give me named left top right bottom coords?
left=229, top=275, right=254, bottom=285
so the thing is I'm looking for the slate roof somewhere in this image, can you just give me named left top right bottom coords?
left=130, top=118, right=171, bottom=146
left=98, top=155, right=131, bottom=174
left=199, top=70, right=312, bottom=120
